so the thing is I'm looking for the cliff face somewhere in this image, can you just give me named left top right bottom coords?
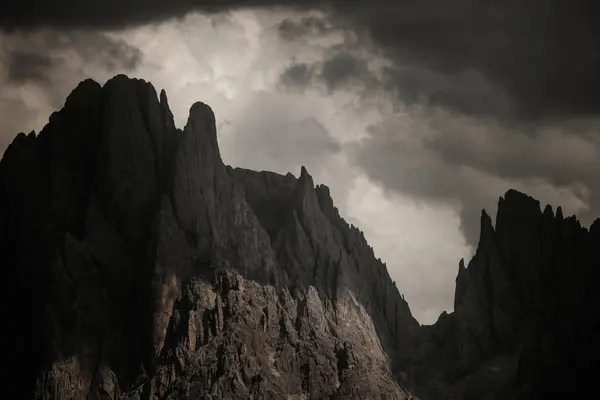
left=0, top=75, right=417, bottom=400
left=1, top=75, right=599, bottom=400
left=419, top=191, right=600, bottom=399
left=228, top=167, right=419, bottom=364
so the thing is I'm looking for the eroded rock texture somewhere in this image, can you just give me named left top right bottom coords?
left=125, top=269, right=412, bottom=399
left=1, top=75, right=599, bottom=400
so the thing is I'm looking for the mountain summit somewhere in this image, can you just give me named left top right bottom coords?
left=1, top=75, right=599, bottom=400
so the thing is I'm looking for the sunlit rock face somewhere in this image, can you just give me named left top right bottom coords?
left=1, top=75, right=599, bottom=400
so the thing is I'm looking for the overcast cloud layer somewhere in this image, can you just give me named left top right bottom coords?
left=1, top=1, right=599, bottom=324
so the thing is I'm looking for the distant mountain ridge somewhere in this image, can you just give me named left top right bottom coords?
left=0, top=75, right=598, bottom=399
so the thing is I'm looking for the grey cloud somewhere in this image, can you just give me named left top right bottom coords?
left=426, top=124, right=598, bottom=188
left=277, top=40, right=516, bottom=119
left=6, top=51, right=57, bottom=83
left=279, top=62, right=315, bottom=88
left=279, top=52, right=377, bottom=94
left=270, top=6, right=600, bottom=249
left=350, top=118, right=476, bottom=205
left=70, top=32, right=141, bottom=72
left=320, top=52, right=370, bottom=92
left=276, top=15, right=335, bottom=40
left=338, top=0, right=600, bottom=120
left=1, top=0, right=317, bottom=29
left=0, top=29, right=142, bottom=154
left=424, top=119, right=600, bottom=225
left=349, top=113, right=594, bottom=246
left=3, top=1, right=599, bottom=121
left=4, top=30, right=141, bottom=87
left=218, top=91, right=341, bottom=175
left=381, top=67, right=516, bottom=118
left=277, top=1, right=600, bottom=121
left=0, top=98, right=39, bottom=154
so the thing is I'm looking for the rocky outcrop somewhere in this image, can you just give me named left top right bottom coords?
left=2, top=75, right=599, bottom=400
left=123, top=268, right=412, bottom=399
left=417, top=190, right=600, bottom=399
left=228, top=167, right=419, bottom=367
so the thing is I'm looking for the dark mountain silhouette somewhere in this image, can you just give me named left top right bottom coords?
left=1, top=75, right=598, bottom=399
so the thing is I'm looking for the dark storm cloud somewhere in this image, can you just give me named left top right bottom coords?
left=349, top=112, right=598, bottom=246
left=287, top=1, right=599, bottom=121
left=423, top=119, right=600, bottom=223
left=0, top=1, right=314, bottom=29
left=3, top=0, right=599, bottom=120
left=279, top=52, right=374, bottom=93
left=268, top=3, right=600, bottom=247
left=280, top=51, right=514, bottom=118
left=320, top=52, right=370, bottom=91
left=380, top=67, right=516, bottom=118
left=343, top=0, right=600, bottom=120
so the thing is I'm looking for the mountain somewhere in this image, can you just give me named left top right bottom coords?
left=417, top=192, right=600, bottom=399
left=1, top=75, right=599, bottom=400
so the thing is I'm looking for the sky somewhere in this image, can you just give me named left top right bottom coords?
left=1, top=0, right=599, bottom=324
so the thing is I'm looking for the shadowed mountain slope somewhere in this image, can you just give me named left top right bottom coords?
left=1, top=75, right=599, bottom=400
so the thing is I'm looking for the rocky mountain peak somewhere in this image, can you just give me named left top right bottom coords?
left=185, top=101, right=221, bottom=159
left=0, top=76, right=418, bottom=399
left=478, top=208, right=495, bottom=245
left=1, top=75, right=599, bottom=400
left=419, top=187, right=600, bottom=399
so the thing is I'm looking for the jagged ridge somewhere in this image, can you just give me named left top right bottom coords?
left=1, top=75, right=600, bottom=400
left=0, top=75, right=417, bottom=400
left=417, top=190, right=600, bottom=399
